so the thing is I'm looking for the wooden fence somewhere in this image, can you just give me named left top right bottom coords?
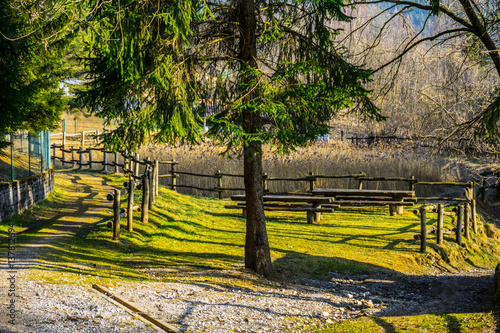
left=50, top=144, right=487, bottom=244
left=50, top=143, right=485, bottom=204
left=50, top=130, right=101, bottom=147
left=414, top=203, right=473, bottom=252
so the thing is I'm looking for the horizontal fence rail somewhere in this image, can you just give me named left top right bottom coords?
left=50, top=130, right=102, bottom=147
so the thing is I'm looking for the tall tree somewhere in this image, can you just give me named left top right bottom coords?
left=347, top=0, right=500, bottom=142
left=0, top=1, right=68, bottom=148
left=79, top=0, right=381, bottom=276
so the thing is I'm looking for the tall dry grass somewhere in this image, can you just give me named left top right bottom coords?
left=138, top=141, right=460, bottom=198
left=50, top=131, right=462, bottom=198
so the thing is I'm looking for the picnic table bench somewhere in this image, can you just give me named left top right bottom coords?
left=310, top=188, right=416, bottom=215
left=225, top=195, right=337, bottom=224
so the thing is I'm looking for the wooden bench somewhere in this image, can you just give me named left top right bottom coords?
left=310, top=188, right=416, bottom=216
left=225, top=195, right=336, bottom=224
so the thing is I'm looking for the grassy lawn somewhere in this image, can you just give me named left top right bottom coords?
left=3, top=170, right=500, bottom=332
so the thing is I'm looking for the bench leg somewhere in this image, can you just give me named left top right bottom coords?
left=389, top=204, right=404, bottom=216
left=307, top=211, right=315, bottom=224
left=315, top=212, right=322, bottom=222
left=312, top=203, right=322, bottom=222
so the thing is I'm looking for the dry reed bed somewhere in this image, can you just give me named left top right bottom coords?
left=138, top=142, right=460, bottom=198
left=50, top=140, right=461, bottom=198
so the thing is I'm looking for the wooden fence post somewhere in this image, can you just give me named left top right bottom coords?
left=52, top=144, right=57, bottom=166
left=456, top=205, right=463, bottom=246
left=127, top=174, right=134, bottom=232
left=88, top=148, right=93, bottom=170
left=81, top=131, right=85, bottom=147
left=134, top=153, right=140, bottom=177
left=308, top=172, right=315, bottom=192
left=148, top=165, right=153, bottom=207
left=71, top=147, right=76, bottom=167
left=96, top=129, right=100, bottom=143
left=129, top=153, right=134, bottom=175
left=216, top=170, right=223, bottom=199
left=62, top=130, right=66, bottom=147
left=358, top=172, right=363, bottom=190
left=114, top=152, right=119, bottom=173
left=113, top=189, right=120, bottom=240
left=141, top=172, right=150, bottom=224
left=437, top=203, right=444, bottom=245
left=154, top=160, right=159, bottom=198
left=410, top=175, right=415, bottom=191
left=61, top=144, right=66, bottom=165
left=420, top=206, right=426, bottom=253
left=464, top=201, right=470, bottom=240
left=171, top=162, right=177, bottom=191
left=78, top=147, right=83, bottom=169
left=471, top=182, right=477, bottom=233
left=262, top=172, right=269, bottom=193
left=123, top=154, right=128, bottom=173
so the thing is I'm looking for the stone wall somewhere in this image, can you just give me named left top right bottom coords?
left=0, top=168, right=54, bottom=222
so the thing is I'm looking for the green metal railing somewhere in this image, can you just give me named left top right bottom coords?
left=1, top=131, right=51, bottom=182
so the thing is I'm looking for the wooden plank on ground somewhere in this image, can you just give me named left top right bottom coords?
left=93, top=284, right=180, bottom=333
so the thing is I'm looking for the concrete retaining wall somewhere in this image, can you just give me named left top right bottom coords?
left=0, top=168, right=54, bottom=222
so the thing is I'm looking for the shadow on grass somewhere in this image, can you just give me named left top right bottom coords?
left=372, top=317, right=397, bottom=333
left=264, top=215, right=421, bottom=254
left=273, top=251, right=495, bottom=318
left=443, top=314, right=461, bottom=333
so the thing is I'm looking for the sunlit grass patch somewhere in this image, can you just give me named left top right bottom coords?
left=305, top=312, right=497, bottom=333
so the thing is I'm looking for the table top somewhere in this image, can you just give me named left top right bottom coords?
left=231, top=194, right=335, bottom=203
left=310, top=188, right=415, bottom=197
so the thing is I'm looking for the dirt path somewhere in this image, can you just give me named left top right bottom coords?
left=13, top=171, right=113, bottom=267
left=0, top=170, right=158, bottom=333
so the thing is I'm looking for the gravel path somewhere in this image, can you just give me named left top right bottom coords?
left=0, top=171, right=497, bottom=332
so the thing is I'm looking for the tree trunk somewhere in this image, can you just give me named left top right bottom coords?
left=243, top=142, right=272, bottom=276
left=238, top=0, right=273, bottom=276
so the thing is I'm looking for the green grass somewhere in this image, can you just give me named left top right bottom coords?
left=304, top=312, right=497, bottom=332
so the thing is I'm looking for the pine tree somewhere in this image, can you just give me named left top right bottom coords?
left=80, top=0, right=381, bottom=276
left=0, top=1, right=68, bottom=148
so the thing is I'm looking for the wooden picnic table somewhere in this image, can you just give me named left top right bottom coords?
left=310, top=188, right=416, bottom=215
left=227, top=194, right=336, bottom=223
